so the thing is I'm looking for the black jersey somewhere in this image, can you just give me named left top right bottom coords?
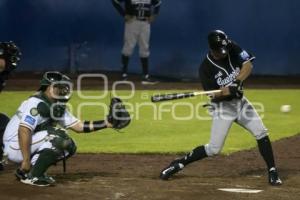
left=199, top=41, right=255, bottom=92
left=112, top=0, right=161, bottom=20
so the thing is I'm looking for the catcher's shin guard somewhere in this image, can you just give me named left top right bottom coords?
left=29, top=149, right=60, bottom=179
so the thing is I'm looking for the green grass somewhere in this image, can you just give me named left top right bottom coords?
left=1, top=89, right=299, bottom=154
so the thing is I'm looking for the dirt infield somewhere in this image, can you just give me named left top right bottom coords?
left=0, top=134, right=299, bottom=200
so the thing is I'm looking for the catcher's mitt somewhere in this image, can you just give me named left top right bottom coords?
left=107, top=97, right=131, bottom=130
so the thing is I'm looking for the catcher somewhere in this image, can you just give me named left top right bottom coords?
left=2, top=71, right=130, bottom=186
left=0, top=41, right=21, bottom=170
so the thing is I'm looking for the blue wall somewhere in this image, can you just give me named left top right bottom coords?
left=0, top=0, right=299, bottom=78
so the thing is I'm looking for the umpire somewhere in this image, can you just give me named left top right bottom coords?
left=112, top=0, right=161, bottom=85
left=0, top=41, right=21, bottom=170
left=160, top=30, right=282, bottom=186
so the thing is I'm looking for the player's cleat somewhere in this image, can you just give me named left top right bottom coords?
left=141, top=75, right=158, bottom=85
left=268, top=167, right=282, bottom=186
left=16, top=169, right=55, bottom=187
left=20, top=176, right=52, bottom=187
left=160, top=161, right=184, bottom=180
left=121, top=73, right=128, bottom=81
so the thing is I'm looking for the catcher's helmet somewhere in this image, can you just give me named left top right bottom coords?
left=39, top=71, right=72, bottom=101
left=208, top=30, right=229, bottom=55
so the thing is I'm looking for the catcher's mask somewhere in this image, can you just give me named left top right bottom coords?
left=39, top=71, right=73, bottom=102
left=208, top=30, right=229, bottom=57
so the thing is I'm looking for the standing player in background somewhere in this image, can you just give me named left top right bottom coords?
left=160, top=30, right=282, bottom=186
left=112, top=0, right=161, bottom=85
left=0, top=41, right=21, bottom=170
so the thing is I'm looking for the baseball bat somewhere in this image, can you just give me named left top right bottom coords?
left=151, top=89, right=221, bottom=103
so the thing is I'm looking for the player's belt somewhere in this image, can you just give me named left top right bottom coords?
left=132, top=16, right=148, bottom=21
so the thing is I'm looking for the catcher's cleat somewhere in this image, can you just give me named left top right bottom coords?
left=20, top=176, right=51, bottom=187
left=268, top=167, right=282, bottom=186
left=20, top=174, right=56, bottom=187
left=16, top=169, right=55, bottom=187
left=160, top=161, right=184, bottom=180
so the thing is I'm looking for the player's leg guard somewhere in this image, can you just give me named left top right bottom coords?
left=0, top=113, right=10, bottom=171
left=257, top=136, right=275, bottom=170
left=177, top=145, right=208, bottom=166
left=257, top=135, right=282, bottom=185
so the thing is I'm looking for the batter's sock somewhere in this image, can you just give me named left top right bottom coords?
left=140, top=57, right=149, bottom=76
left=121, top=55, right=129, bottom=74
left=176, top=145, right=208, bottom=166
left=257, top=136, right=276, bottom=170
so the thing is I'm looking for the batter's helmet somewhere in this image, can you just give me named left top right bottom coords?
left=38, top=71, right=72, bottom=102
left=208, top=30, right=229, bottom=55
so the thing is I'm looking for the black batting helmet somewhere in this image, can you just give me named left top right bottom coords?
left=208, top=30, right=229, bottom=55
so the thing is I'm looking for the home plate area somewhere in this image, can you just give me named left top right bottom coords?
left=218, top=188, right=263, bottom=193
left=0, top=135, right=299, bottom=200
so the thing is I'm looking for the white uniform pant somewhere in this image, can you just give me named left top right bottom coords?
left=3, top=130, right=52, bottom=165
left=122, top=19, right=151, bottom=58
left=205, top=97, right=268, bottom=156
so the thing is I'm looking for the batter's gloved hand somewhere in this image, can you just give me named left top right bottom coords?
left=107, top=97, right=131, bottom=130
left=229, top=79, right=243, bottom=98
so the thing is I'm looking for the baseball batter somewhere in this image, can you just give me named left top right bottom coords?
left=112, top=0, right=161, bottom=84
left=0, top=41, right=21, bottom=171
left=160, top=30, right=282, bottom=186
left=2, top=71, right=130, bottom=186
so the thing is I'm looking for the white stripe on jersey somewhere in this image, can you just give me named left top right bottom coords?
left=206, top=54, right=230, bottom=76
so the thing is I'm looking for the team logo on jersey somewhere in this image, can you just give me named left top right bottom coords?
left=30, top=108, right=38, bottom=116
left=24, top=115, right=36, bottom=126
left=240, top=50, right=250, bottom=60
left=216, top=68, right=240, bottom=86
left=214, top=71, right=223, bottom=79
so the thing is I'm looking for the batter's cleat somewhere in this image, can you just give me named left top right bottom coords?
left=141, top=75, right=158, bottom=85
left=160, top=161, right=184, bottom=180
left=268, top=167, right=282, bottom=186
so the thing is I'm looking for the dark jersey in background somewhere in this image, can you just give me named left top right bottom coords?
left=112, top=0, right=161, bottom=20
